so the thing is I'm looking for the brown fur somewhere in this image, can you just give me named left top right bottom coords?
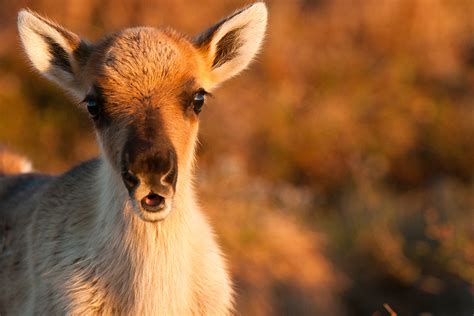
left=1, top=3, right=267, bottom=315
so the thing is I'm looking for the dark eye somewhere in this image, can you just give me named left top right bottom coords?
left=84, top=96, right=100, bottom=119
left=192, top=91, right=206, bottom=114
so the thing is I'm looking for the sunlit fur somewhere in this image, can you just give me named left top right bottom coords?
left=0, top=147, right=32, bottom=175
left=0, top=3, right=267, bottom=315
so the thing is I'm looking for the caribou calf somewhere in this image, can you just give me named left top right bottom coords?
left=0, top=3, right=267, bottom=315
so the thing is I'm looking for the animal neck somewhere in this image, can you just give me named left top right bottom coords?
left=86, top=155, right=197, bottom=313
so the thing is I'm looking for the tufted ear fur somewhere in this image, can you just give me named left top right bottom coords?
left=17, top=9, right=91, bottom=99
left=194, top=2, right=267, bottom=89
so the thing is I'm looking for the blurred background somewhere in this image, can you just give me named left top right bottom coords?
left=0, top=0, right=473, bottom=315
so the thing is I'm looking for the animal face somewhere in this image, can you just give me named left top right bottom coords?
left=17, top=3, right=267, bottom=221
left=85, top=29, right=205, bottom=221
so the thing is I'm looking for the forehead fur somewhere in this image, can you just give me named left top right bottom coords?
left=92, top=28, right=202, bottom=103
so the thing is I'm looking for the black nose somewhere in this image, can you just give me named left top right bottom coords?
left=122, top=170, right=139, bottom=191
left=121, top=146, right=178, bottom=193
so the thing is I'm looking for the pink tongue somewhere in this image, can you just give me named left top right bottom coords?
left=143, top=193, right=163, bottom=207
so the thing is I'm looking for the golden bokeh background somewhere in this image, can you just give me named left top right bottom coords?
left=0, top=0, right=473, bottom=314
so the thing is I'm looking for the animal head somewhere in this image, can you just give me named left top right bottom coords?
left=17, top=3, right=267, bottom=222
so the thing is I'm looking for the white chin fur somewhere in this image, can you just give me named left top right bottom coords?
left=132, top=199, right=173, bottom=222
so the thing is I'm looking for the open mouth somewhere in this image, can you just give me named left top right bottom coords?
left=141, top=192, right=166, bottom=212
left=121, top=163, right=176, bottom=222
left=129, top=183, right=174, bottom=221
left=132, top=192, right=172, bottom=222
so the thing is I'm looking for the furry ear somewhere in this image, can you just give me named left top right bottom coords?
left=194, top=2, right=267, bottom=89
left=17, top=9, right=91, bottom=98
